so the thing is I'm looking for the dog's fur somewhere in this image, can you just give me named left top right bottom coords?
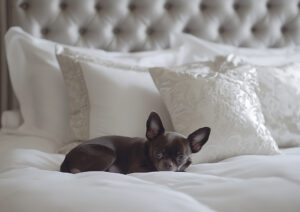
left=60, top=112, right=210, bottom=174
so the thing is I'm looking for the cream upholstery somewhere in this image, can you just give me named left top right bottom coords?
left=11, top=0, right=300, bottom=51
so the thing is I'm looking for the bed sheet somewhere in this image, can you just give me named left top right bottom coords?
left=0, top=134, right=300, bottom=212
left=0, top=132, right=57, bottom=153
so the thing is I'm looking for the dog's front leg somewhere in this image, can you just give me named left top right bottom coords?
left=178, top=158, right=192, bottom=172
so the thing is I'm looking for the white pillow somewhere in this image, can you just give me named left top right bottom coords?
left=5, top=27, right=183, bottom=145
left=150, top=56, right=280, bottom=163
left=171, top=33, right=300, bottom=147
left=254, top=63, right=300, bottom=147
left=56, top=46, right=173, bottom=141
left=171, top=33, right=300, bottom=66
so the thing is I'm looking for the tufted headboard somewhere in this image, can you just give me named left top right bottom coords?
left=1, top=0, right=300, bottom=115
left=8, top=0, right=300, bottom=50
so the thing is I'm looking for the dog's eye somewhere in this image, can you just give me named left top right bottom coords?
left=176, top=155, right=184, bottom=163
left=154, top=152, right=163, bottom=159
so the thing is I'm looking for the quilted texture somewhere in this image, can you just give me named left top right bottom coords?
left=150, top=57, right=280, bottom=163
left=10, top=0, right=300, bottom=52
left=256, top=63, right=300, bottom=147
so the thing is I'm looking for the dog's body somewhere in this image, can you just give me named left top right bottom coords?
left=61, top=112, right=210, bottom=174
left=61, top=136, right=156, bottom=174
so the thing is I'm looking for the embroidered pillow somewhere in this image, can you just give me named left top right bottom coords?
left=150, top=57, right=280, bottom=163
left=56, top=46, right=173, bottom=142
left=255, top=63, right=300, bottom=147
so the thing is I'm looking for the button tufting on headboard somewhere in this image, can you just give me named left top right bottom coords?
left=10, top=0, right=300, bottom=51
left=128, top=3, right=137, bottom=12
left=164, top=2, right=173, bottom=11
left=95, top=3, right=102, bottom=12
left=200, top=4, right=207, bottom=11
left=41, top=28, right=49, bottom=36
left=79, top=28, right=87, bottom=36
left=113, top=27, right=122, bottom=35
left=19, top=2, right=29, bottom=10
left=266, top=2, right=273, bottom=10
left=60, top=2, right=68, bottom=11
left=146, top=28, right=155, bottom=36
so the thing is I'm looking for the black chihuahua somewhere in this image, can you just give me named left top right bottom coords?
left=60, top=112, right=210, bottom=174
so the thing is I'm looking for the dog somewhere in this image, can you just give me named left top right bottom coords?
left=60, top=112, right=210, bottom=174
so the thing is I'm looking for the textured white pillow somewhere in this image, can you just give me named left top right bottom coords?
left=5, top=27, right=183, bottom=145
left=255, top=63, right=300, bottom=147
left=171, top=33, right=300, bottom=66
left=56, top=46, right=173, bottom=141
left=150, top=57, right=280, bottom=163
left=171, top=33, right=300, bottom=147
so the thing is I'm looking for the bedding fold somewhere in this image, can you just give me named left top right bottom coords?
left=0, top=142, right=299, bottom=212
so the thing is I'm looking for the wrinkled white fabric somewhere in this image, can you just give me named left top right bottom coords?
left=171, top=33, right=300, bottom=147
left=0, top=136, right=299, bottom=212
left=150, top=57, right=280, bottom=163
left=171, top=33, right=300, bottom=66
left=255, top=63, right=300, bottom=147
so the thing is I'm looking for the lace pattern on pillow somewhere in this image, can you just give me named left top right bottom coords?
left=256, top=63, right=300, bottom=147
left=56, top=51, right=90, bottom=141
left=56, top=45, right=148, bottom=142
left=150, top=57, right=280, bottom=163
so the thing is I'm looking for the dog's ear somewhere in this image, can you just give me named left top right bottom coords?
left=146, top=112, right=165, bottom=140
left=188, top=127, right=211, bottom=153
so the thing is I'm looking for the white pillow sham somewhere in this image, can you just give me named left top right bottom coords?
left=150, top=56, right=280, bottom=163
left=171, top=33, right=300, bottom=66
left=171, top=33, right=300, bottom=147
left=254, top=63, right=300, bottom=147
left=5, top=27, right=183, bottom=145
left=56, top=46, right=173, bottom=141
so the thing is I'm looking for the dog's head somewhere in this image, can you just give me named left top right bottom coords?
left=146, top=112, right=210, bottom=172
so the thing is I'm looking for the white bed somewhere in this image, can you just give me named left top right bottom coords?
left=0, top=133, right=300, bottom=212
left=1, top=0, right=300, bottom=211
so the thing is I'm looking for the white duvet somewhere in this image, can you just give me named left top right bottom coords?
left=0, top=134, right=300, bottom=212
